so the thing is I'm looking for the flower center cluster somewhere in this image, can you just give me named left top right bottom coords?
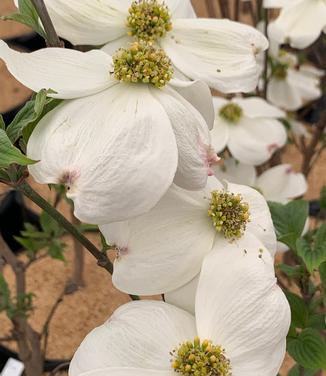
left=112, top=41, right=173, bottom=88
left=271, top=61, right=288, bottom=80
left=171, top=337, right=231, bottom=376
left=208, top=190, right=250, bottom=240
left=219, top=103, right=243, bottom=124
left=127, top=0, right=172, bottom=41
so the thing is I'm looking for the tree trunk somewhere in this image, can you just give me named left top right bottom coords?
left=13, top=318, right=43, bottom=376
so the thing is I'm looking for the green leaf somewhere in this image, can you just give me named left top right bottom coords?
left=0, top=115, right=5, bottom=130
left=308, top=314, right=326, bottom=330
left=287, top=329, right=326, bottom=370
left=320, top=261, right=326, bottom=307
left=268, top=200, right=309, bottom=250
left=285, top=291, right=309, bottom=329
left=297, top=222, right=326, bottom=273
left=278, top=263, right=304, bottom=278
left=288, top=365, right=318, bottom=376
left=1, top=0, right=45, bottom=38
left=48, top=240, right=65, bottom=261
left=6, top=90, right=61, bottom=143
left=1, top=13, right=44, bottom=38
left=0, top=169, right=10, bottom=182
left=15, top=236, right=43, bottom=253
left=0, top=129, right=36, bottom=168
left=0, top=273, right=11, bottom=311
left=40, top=211, right=62, bottom=237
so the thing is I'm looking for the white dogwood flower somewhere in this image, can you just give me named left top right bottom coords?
left=69, top=244, right=290, bottom=376
left=211, top=96, right=287, bottom=165
left=268, top=0, right=326, bottom=48
left=13, top=0, right=269, bottom=93
left=100, top=176, right=276, bottom=295
left=0, top=40, right=216, bottom=224
left=213, top=158, right=307, bottom=203
left=267, top=49, right=323, bottom=111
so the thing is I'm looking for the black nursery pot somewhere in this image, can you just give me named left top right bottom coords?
left=0, top=345, right=70, bottom=372
left=0, top=190, right=40, bottom=252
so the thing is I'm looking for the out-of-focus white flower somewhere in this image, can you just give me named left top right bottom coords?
left=100, top=176, right=276, bottom=295
left=0, top=40, right=216, bottom=224
left=267, top=49, right=323, bottom=111
left=13, top=0, right=269, bottom=93
left=211, top=96, right=287, bottom=165
left=268, top=0, right=326, bottom=49
left=213, top=158, right=308, bottom=203
left=263, top=0, right=298, bottom=8
left=69, top=246, right=290, bottom=376
left=288, top=118, right=311, bottom=138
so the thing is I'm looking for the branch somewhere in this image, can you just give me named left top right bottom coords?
left=301, top=111, right=326, bottom=176
left=17, top=181, right=114, bottom=274
left=69, top=208, right=85, bottom=290
left=30, top=0, right=62, bottom=47
left=0, top=236, right=25, bottom=295
left=234, top=0, right=241, bottom=21
left=16, top=181, right=140, bottom=301
left=0, top=336, right=14, bottom=342
left=243, top=0, right=257, bottom=25
left=25, top=253, right=48, bottom=270
left=49, top=362, right=70, bottom=376
left=42, top=289, right=66, bottom=357
left=218, top=0, right=229, bottom=18
left=0, top=236, right=43, bottom=376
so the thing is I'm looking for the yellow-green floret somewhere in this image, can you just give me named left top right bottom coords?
left=208, top=190, right=250, bottom=239
left=127, top=0, right=172, bottom=41
left=171, top=337, right=231, bottom=376
left=219, top=103, right=243, bottom=124
left=271, top=61, right=288, bottom=80
left=112, top=41, right=173, bottom=88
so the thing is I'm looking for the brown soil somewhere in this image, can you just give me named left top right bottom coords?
left=0, top=1, right=325, bottom=375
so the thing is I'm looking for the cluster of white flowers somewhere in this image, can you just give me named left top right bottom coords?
left=2, top=0, right=324, bottom=374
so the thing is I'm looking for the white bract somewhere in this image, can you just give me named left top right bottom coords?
left=100, top=176, right=276, bottom=295
left=0, top=40, right=216, bottom=224
left=13, top=0, right=269, bottom=93
left=211, top=97, right=287, bottom=165
left=267, top=49, right=323, bottom=111
left=213, top=158, right=308, bottom=203
left=268, top=0, right=326, bottom=49
left=69, top=245, right=290, bottom=376
left=288, top=118, right=311, bottom=138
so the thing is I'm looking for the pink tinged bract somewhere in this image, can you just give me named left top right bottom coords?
left=100, top=176, right=276, bottom=295
left=0, top=41, right=215, bottom=223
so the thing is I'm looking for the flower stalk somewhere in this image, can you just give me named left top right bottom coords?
left=15, top=181, right=140, bottom=301
left=30, top=0, right=62, bottom=47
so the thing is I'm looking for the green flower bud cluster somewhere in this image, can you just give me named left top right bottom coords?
left=171, top=337, right=231, bottom=376
left=219, top=103, right=243, bottom=124
left=208, top=190, right=250, bottom=239
left=127, top=0, right=172, bottom=41
left=113, top=41, right=173, bottom=88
